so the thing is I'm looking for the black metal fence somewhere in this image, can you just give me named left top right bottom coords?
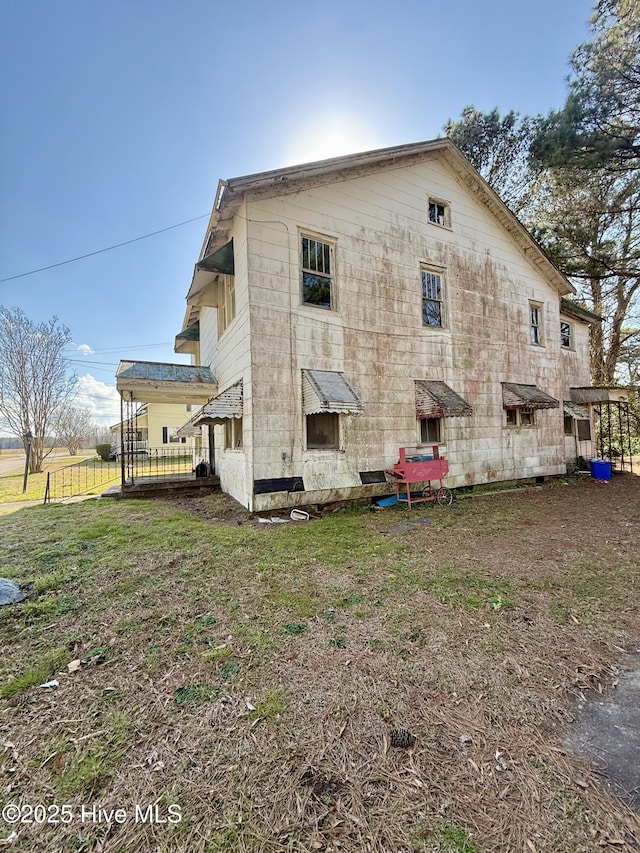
left=121, top=446, right=212, bottom=483
left=43, top=457, right=121, bottom=503
left=43, top=446, right=213, bottom=503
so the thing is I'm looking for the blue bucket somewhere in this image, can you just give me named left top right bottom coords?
left=589, top=459, right=612, bottom=481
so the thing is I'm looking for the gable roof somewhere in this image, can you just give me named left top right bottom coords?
left=196, top=138, right=574, bottom=300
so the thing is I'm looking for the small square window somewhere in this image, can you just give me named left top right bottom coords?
left=420, top=417, right=441, bottom=444
left=564, top=415, right=574, bottom=435
left=505, top=408, right=536, bottom=427
left=520, top=408, right=534, bottom=426
left=301, top=235, right=334, bottom=308
left=306, top=413, right=339, bottom=449
left=421, top=268, right=445, bottom=328
left=428, top=198, right=450, bottom=227
left=560, top=321, right=572, bottom=349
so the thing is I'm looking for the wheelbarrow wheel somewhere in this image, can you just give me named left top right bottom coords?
left=436, top=487, right=453, bottom=507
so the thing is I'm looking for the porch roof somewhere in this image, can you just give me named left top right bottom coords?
left=302, top=370, right=364, bottom=415
left=415, top=380, right=472, bottom=418
left=570, top=386, right=630, bottom=404
left=116, top=360, right=218, bottom=404
left=502, top=382, right=559, bottom=410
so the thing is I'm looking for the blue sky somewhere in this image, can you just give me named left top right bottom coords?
left=0, top=0, right=593, bottom=425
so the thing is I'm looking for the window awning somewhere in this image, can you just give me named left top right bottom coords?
left=302, top=370, right=364, bottom=415
left=177, top=381, right=243, bottom=436
left=502, top=382, right=559, bottom=409
left=186, top=240, right=235, bottom=307
left=175, top=321, right=200, bottom=342
left=563, top=401, right=590, bottom=420
left=197, top=239, right=235, bottom=275
left=174, top=321, right=200, bottom=354
left=415, top=380, right=472, bottom=418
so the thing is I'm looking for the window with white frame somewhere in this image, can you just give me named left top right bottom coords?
left=218, top=276, right=236, bottom=336
left=306, top=412, right=339, bottom=449
left=301, top=235, right=334, bottom=308
left=529, top=302, right=543, bottom=345
left=421, top=267, right=445, bottom=328
left=560, top=320, right=572, bottom=349
left=428, top=198, right=450, bottom=228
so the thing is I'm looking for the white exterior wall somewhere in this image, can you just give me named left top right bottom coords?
left=240, top=157, right=592, bottom=510
left=198, top=212, right=253, bottom=507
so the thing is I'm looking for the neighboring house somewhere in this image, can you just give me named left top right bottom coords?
left=109, top=401, right=198, bottom=457
left=116, top=139, right=630, bottom=510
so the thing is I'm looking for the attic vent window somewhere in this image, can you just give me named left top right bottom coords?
left=428, top=198, right=450, bottom=228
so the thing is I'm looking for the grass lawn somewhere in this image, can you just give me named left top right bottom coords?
left=0, top=451, right=117, bottom=505
left=0, top=476, right=639, bottom=852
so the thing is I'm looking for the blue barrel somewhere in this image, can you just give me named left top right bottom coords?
left=589, top=459, right=612, bottom=481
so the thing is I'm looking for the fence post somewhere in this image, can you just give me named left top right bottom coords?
left=43, top=472, right=50, bottom=505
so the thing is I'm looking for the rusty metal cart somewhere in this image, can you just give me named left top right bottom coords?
left=385, top=445, right=453, bottom=509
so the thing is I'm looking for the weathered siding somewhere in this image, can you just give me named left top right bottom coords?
left=236, top=156, right=592, bottom=510
left=198, top=212, right=253, bottom=507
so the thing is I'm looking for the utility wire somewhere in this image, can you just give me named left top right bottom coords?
left=0, top=214, right=210, bottom=283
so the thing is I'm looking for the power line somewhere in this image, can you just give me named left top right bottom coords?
left=0, top=214, right=210, bottom=283
left=66, top=342, right=174, bottom=354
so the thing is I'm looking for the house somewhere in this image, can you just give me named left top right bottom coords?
left=109, top=400, right=199, bottom=458
left=117, top=138, right=630, bottom=510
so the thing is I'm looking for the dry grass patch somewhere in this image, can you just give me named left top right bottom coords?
left=0, top=477, right=639, bottom=851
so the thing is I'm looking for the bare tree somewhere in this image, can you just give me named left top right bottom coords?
left=55, top=405, right=95, bottom=456
left=0, top=307, right=76, bottom=472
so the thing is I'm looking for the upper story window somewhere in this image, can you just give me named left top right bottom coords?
left=529, top=302, right=543, bottom=345
left=421, top=267, right=445, bottom=328
left=560, top=320, right=572, bottom=349
left=301, top=235, right=334, bottom=309
left=428, top=198, right=451, bottom=228
left=218, top=276, right=236, bottom=336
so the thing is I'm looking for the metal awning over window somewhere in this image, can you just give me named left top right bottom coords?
left=175, top=321, right=200, bottom=342
left=197, top=239, right=235, bottom=275
left=186, top=240, right=235, bottom=309
left=178, top=381, right=243, bottom=436
left=302, top=370, right=364, bottom=415
left=415, top=380, right=472, bottom=418
left=563, top=401, right=590, bottom=420
left=174, top=321, right=200, bottom=354
left=502, top=382, right=559, bottom=409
